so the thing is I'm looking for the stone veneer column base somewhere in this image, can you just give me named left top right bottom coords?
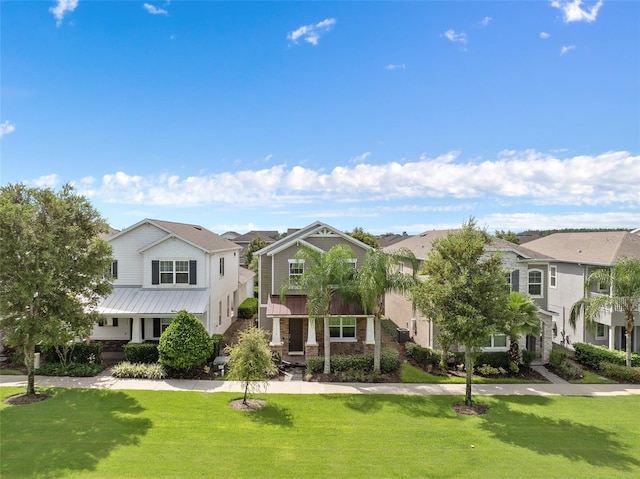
left=305, top=344, right=319, bottom=357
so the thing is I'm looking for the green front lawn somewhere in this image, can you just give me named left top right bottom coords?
left=399, top=363, right=548, bottom=384
left=2, top=387, right=639, bottom=478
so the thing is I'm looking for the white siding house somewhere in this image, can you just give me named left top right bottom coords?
left=92, top=219, right=252, bottom=349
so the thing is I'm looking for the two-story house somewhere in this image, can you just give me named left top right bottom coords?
left=255, top=221, right=373, bottom=359
left=383, top=231, right=555, bottom=362
left=524, top=231, right=640, bottom=352
left=92, top=219, right=254, bottom=351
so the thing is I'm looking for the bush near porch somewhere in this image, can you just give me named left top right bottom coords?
left=572, top=342, right=640, bottom=369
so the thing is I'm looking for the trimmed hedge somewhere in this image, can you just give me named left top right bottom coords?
left=36, top=362, right=105, bottom=377
left=474, top=351, right=510, bottom=370
left=124, top=343, right=159, bottom=364
left=42, top=342, right=103, bottom=365
left=599, top=362, right=640, bottom=384
left=158, top=310, right=213, bottom=370
left=405, top=343, right=440, bottom=368
left=237, top=297, right=258, bottom=319
left=306, top=348, right=400, bottom=375
left=573, top=342, right=640, bottom=369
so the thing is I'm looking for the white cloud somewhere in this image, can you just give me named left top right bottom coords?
left=350, top=152, right=372, bottom=164
left=561, top=44, right=576, bottom=55
left=442, top=29, right=468, bottom=45
left=551, top=0, right=604, bottom=23
left=29, top=174, right=60, bottom=188
left=49, top=0, right=79, bottom=27
left=540, top=32, right=551, bottom=39
left=480, top=16, right=492, bottom=26
left=288, top=18, right=336, bottom=46
left=385, top=64, right=406, bottom=71
left=143, top=3, right=168, bottom=15
left=68, top=150, right=639, bottom=212
left=0, top=121, right=16, bottom=138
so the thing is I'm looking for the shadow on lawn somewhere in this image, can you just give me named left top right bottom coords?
left=480, top=397, right=640, bottom=472
left=321, top=394, right=464, bottom=420
left=1, top=388, right=152, bottom=478
left=246, top=401, right=295, bottom=428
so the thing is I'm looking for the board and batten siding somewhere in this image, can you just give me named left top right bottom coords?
left=142, top=238, right=206, bottom=288
left=110, top=223, right=168, bottom=286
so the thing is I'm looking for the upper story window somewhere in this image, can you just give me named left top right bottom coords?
left=398, top=262, right=404, bottom=274
left=152, top=260, right=196, bottom=285
left=110, top=260, right=118, bottom=279
left=549, top=266, right=557, bottom=289
left=528, top=269, right=544, bottom=298
left=161, top=260, right=189, bottom=284
left=219, top=257, right=225, bottom=277
left=289, top=259, right=305, bottom=287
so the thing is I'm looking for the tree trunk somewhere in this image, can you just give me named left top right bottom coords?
left=323, top=314, right=331, bottom=374
left=243, top=382, right=249, bottom=405
left=509, top=337, right=520, bottom=372
left=24, top=343, right=36, bottom=396
left=625, top=320, right=633, bottom=368
left=373, top=313, right=382, bottom=373
left=464, top=348, right=473, bottom=406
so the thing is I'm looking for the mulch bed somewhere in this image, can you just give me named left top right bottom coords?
left=229, top=398, right=267, bottom=411
left=3, top=392, right=52, bottom=406
left=452, top=402, right=489, bottom=415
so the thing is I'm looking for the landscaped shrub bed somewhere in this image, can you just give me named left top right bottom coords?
left=573, top=342, right=640, bottom=369
left=547, top=346, right=583, bottom=380
left=306, top=348, right=400, bottom=375
left=42, top=342, right=103, bottom=364
left=211, top=334, right=224, bottom=358
left=599, top=362, right=640, bottom=383
left=123, top=343, right=159, bottom=364
left=111, top=361, right=167, bottom=379
left=405, top=343, right=440, bottom=368
left=237, top=297, right=258, bottom=319
left=475, top=351, right=510, bottom=370
left=36, top=362, right=105, bottom=377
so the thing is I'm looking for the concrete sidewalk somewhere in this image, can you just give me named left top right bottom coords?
left=2, top=374, right=639, bottom=396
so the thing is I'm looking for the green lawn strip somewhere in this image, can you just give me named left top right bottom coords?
left=0, top=369, right=23, bottom=375
left=400, top=362, right=547, bottom=384
left=2, top=387, right=639, bottom=478
left=570, top=369, right=618, bottom=384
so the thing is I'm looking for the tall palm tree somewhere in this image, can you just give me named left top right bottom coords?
left=280, top=244, right=358, bottom=374
left=503, top=292, right=540, bottom=372
left=570, top=257, right=640, bottom=367
left=357, top=248, right=419, bottom=373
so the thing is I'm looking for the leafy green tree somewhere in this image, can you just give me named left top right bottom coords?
left=349, top=227, right=379, bottom=249
left=413, top=219, right=510, bottom=406
left=245, top=236, right=267, bottom=273
left=281, top=244, right=358, bottom=374
left=503, top=292, right=540, bottom=372
left=570, top=257, right=640, bottom=367
left=158, top=310, right=213, bottom=370
left=494, top=229, right=520, bottom=244
left=225, top=327, right=277, bottom=405
left=358, top=248, right=418, bottom=373
left=0, top=183, right=113, bottom=395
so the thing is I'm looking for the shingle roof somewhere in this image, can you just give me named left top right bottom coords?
left=524, top=231, right=640, bottom=265
left=149, top=219, right=240, bottom=252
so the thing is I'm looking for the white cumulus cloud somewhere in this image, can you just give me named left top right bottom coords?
left=49, top=0, right=79, bottom=27
left=385, top=64, right=406, bottom=71
left=561, top=44, right=576, bottom=55
left=480, top=16, right=492, bottom=26
left=551, top=0, right=604, bottom=23
left=540, top=31, right=551, bottom=39
left=143, top=3, right=168, bottom=15
left=442, top=29, right=468, bottom=45
left=288, top=18, right=336, bottom=46
left=0, top=121, right=16, bottom=138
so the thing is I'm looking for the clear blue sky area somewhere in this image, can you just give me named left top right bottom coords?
left=1, top=1, right=638, bottom=234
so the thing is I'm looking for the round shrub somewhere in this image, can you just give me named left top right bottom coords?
left=158, top=310, right=213, bottom=370
left=237, top=297, right=258, bottom=319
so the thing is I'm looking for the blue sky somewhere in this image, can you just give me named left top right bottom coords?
left=1, top=0, right=638, bottom=235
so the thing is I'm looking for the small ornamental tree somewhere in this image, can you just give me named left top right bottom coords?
left=225, top=327, right=277, bottom=405
left=158, top=310, right=213, bottom=370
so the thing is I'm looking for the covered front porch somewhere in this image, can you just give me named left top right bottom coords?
left=266, top=295, right=375, bottom=358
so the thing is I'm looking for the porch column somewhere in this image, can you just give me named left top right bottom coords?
left=608, top=325, right=615, bottom=350
left=270, top=317, right=282, bottom=346
left=365, top=316, right=375, bottom=345
left=306, top=317, right=317, bottom=345
left=130, top=317, right=143, bottom=343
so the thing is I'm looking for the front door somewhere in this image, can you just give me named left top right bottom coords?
left=289, top=318, right=304, bottom=353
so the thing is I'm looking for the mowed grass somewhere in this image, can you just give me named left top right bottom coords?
left=399, top=363, right=548, bottom=384
left=2, top=387, right=639, bottom=479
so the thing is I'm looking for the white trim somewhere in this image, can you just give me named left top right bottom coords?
left=549, top=265, right=557, bottom=289
left=596, top=322, right=607, bottom=340
left=528, top=268, right=544, bottom=298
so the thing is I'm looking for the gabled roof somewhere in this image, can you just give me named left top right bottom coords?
left=256, top=221, right=373, bottom=256
left=109, top=218, right=240, bottom=253
left=232, top=230, right=280, bottom=243
left=384, top=229, right=548, bottom=261
left=524, top=231, right=640, bottom=266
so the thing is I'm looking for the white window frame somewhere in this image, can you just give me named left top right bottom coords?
left=528, top=269, right=544, bottom=298
left=219, top=257, right=225, bottom=277
left=218, top=301, right=223, bottom=326
left=288, top=259, right=305, bottom=288
left=482, top=333, right=508, bottom=350
left=329, top=316, right=357, bottom=342
left=504, top=271, right=512, bottom=292
left=398, top=262, right=404, bottom=274
left=160, top=260, right=189, bottom=284
left=595, top=323, right=607, bottom=339
left=549, top=265, right=557, bottom=289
